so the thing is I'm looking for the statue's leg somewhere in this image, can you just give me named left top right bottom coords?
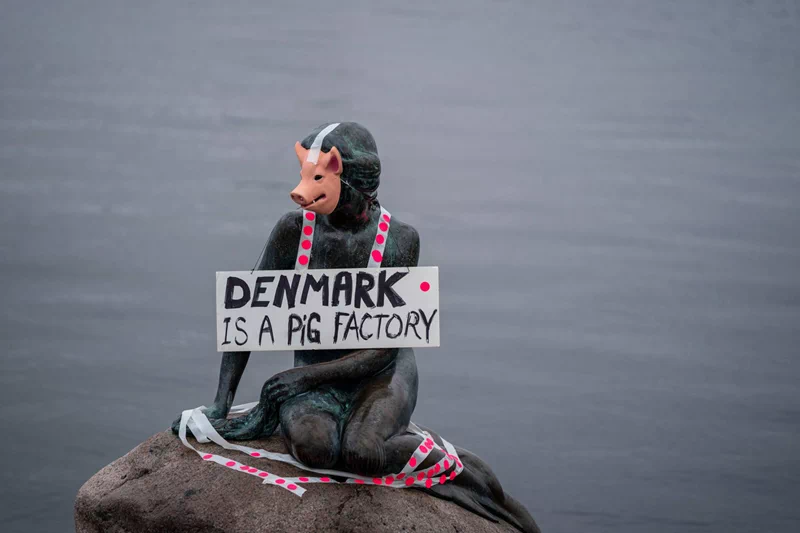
left=279, top=389, right=343, bottom=470
left=340, top=348, right=418, bottom=476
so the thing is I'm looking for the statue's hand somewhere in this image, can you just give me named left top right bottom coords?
left=262, top=368, right=313, bottom=405
left=171, top=404, right=228, bottom=435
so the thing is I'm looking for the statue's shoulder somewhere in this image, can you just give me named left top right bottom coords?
left=389, top=217, right=420, bottom=245
left=275, top=210, right=303, bottom=230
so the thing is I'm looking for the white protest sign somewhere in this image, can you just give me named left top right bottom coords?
left=216, top=267, right=439, bottom=351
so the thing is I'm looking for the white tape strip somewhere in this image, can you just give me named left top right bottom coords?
left=306, top=123, right=340, bottom=165
left=367, top=207, right=391, bottom=268
left=178, top=403, right=463, bottom=495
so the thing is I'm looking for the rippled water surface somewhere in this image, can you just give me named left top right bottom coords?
left=1, top=1, right=799, bottom=532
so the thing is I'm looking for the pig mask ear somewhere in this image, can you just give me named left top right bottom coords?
left=318, top=146, right=343, bottom=176
left=294, top=142, right=309, bottom=166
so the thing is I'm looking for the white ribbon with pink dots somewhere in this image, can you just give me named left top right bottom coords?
left=296, top=206, right=391, bottom=270
left=178, top=403, right=464, bottom=498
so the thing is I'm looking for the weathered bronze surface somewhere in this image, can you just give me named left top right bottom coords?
left=173, top=123, right=540, bottom=533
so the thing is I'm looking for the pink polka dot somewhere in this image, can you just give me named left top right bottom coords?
left=258, top=472, right=268, bottom=478
left=444, top=459, right=450, bottom=469
left=409, top=457, right=417, bottom=467
left=439, top=475, right=446, bottom=485
left=305, top=212, right=315, bottom=221
left=248, top=467, right=258, bottom=473
left=287, top=484, right=298, bottom=490
left=371, top=250, right=382, bottom=263
left=375, top=234, right=385, bottom=245
left=397, top=473, right=406, bottom=480
left=250, top=452, right=260, bottom=457
left=240, top=465, right=249, bottom=470
left=383, top=213, right=391, bottom=222
left=449, top=471, right=457, bottom=481
left=405, top=478, right=415, bottom=486
left=202, top=454, right=213, bottom=460
left=298, top=255, right=309, bottom=265
left=301, top=239, right=311, bottom=250
left=225, top=461, right=235, bottom=467
left=379, top=222, right=389, bottom=232
left=427, top=469, right=434, bottom=478
left=303, top=225, right=313, bottom=236
left=434, top=464, right=441, bottom=473
left=299, top=477, right=309, bottom=482
left=320, top=477, right=330, bottom=482
left=419, top=444, right=427, bottom=453
left=276, top=479, right=285, bottom=485
left=426, top=438, right=434, bottom=447
left=373, top=478, right=383, bottom=485
left=385, top=476, right=395, bottom=485
left=417, top=472, right=425, bottom=481
left=420, top=281, right=430, bottom=292
left=456, top=459, right=462, bottom=468
left=355, top=479, right=365, bottom=484
left=425, top=479, right=433, bottom=489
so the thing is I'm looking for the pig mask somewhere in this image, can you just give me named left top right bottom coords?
left=290, top=142, right=343, bottom=215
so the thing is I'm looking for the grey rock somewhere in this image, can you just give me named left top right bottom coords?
left=75, top=431, right=518, bottom=533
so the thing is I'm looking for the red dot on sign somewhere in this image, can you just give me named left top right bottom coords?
left=449, top=471, right=457, bottom=481
left=385, top=476, right=394, bottom=485
left=225, top=461, right=235, bottom=467
left=409, top=457, right=417, bottom=467
left=298, top=255, right=309, bottom=265
left=379, top=222, right=389, bottom=232
left=276, top=479, right=285, bottom=484
left=250, top=452, right=260, bottom=457
left=405, top=478, right=415, bottom=486
left=425, top=479, right=433, bottom=489
left=287, top=484, right=297, bottom=490
left=303, top=226, right=313, bottom=236
left=444, top=460, right=450, bottom=469
left=375, top=234, right=385, bottom=245
left=299, top=477, right=309, bottom=482
left=259, top=472, right=268, bottom=478
left=417, top=472, right=424, bottom=481
left=355, top=479, right=365, bottom=484
left=301, top=239, right=311, bottom=250
left=373, top=478, right=383, bottom=485
left=202, top=454, right=213, bottom=460
left=420, top=282, right=430, bottom=292
left=439, top=475, right=446, bottom=485
left=320, top=477, right=330, bottom=482
left=305, top=212, right=315, bottom=221
left=371, top=250, right=382, bottom=263
left=383, top=213, right=391, bottom=222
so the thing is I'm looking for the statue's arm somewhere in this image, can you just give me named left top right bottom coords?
left=208, top=212, right=301, bottom=418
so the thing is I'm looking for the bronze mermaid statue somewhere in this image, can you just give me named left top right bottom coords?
left=174, top=122, right=540, bottom=533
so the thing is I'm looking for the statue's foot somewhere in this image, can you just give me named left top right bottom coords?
left=423, top=447, right=541, bottom=533
left=210, top=403, right=279, bottom=441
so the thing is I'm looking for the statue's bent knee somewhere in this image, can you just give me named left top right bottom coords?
left=342, top=430, right=386, bottom=476
left=284, top=416, right=340, bottom=469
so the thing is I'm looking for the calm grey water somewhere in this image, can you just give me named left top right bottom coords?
left=1, top=1, right=799, bottom=532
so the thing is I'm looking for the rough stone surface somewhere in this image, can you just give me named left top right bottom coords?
left=75, top=431, right=517, bottom=533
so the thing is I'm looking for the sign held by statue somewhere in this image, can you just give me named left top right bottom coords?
left=216, top=267, right=439, bottom=351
